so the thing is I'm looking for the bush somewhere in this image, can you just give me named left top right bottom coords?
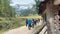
left=0, top=19, right=2, bottom=21
left=0, top=18, right=26, bottom=30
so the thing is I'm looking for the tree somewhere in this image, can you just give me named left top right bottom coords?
left=0, top=0, right=16, bottom=17
left=34, top=0, right=47, bottom=15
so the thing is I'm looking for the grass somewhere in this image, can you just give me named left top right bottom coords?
left=0, top=28, right=7, bottom=34
left=0, top=21, right=26, bottom=34
left=0, top=17, right=26, bottom=34
left=0, top=31, right=3, bottom=34
left=17, top=15, right=43, bottom=19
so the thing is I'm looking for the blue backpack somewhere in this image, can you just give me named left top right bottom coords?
left=28, top=19, right=31, bottom=25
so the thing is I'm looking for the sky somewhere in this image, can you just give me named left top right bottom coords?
left=10, top=0, right=35, bottom=6
left=10, top=0, right=44, bottom=9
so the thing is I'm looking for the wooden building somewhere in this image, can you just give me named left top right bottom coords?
left=39, top=0, right=60, bottom=34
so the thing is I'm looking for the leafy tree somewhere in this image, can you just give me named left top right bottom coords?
left=34, top=0, right=48, bottom=15
left=0, top=0, right=16, bottom=17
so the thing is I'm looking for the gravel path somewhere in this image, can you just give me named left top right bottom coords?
left=3, top=26, right=34, bottom=34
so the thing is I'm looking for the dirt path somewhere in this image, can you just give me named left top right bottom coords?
left=3, top=26, right=34, bottom=34
left=3, top=23, right=42, bottom=34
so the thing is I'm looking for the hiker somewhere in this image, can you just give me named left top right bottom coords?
left=31, top=19, right=35, bottom=28
left=27, top=19, right=32, bottom=30
left=38, top=18, right=40, bottom=23
left=34, top=19, right=37, bottom=25
left=26, top=19, right=28, bottom=26
left=36, top=19, right=38, bottom=23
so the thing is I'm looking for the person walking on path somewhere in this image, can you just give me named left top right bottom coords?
left=31, top=19, right=35, bottom=28
left=26, top=19, right=28, bottom=26
left=27, top=19, right=32, bottom=30
left=34, top=19, right=37, bottom=25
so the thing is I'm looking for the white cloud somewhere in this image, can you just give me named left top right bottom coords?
left=10, top=0, right=35, bottom=5
left=10, top=0, right=35, bottom=9
left=20, top=6, right=28, bottom=9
